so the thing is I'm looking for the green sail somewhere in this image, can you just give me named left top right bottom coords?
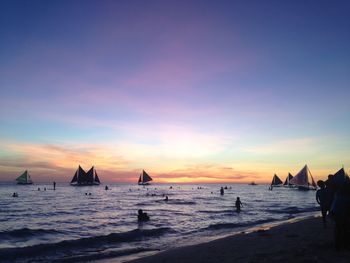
left=15, top=170, right=32, bottom=184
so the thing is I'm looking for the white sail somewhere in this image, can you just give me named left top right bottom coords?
left=289, top=165, right=316, bottom=190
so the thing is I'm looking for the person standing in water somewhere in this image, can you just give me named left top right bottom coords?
left=53, top=181, right=56, bottom=190
left=220, top=187, right=224, bottom=195
left=138, top=209, right=150, bottom=221
left=235, top=197, right=243, bottom=212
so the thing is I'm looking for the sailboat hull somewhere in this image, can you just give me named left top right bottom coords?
left=138, top=182, right=151, bottom=186
left=297, top=185, right=316, bottom=191
left=70, top=182, right=100, bottom=186
left=17, top=182, right=33, bottom=185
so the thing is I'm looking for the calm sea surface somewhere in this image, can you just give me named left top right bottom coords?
left=0, top=183, right=319, bottom=262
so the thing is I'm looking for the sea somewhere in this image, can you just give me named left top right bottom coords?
left=0, top=183, right=319, bottom=262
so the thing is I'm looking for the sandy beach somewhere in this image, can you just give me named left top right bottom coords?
left=122, top=216, right=349, bottom=263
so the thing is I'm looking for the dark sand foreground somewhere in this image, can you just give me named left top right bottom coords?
left=124, top=216, right=349, bottom=263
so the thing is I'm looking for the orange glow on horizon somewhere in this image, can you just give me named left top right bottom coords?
left=0, top=140, right=341, bottom=184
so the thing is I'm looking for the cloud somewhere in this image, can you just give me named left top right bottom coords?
left=0, top=137, right=262, bottom=183
left=1, top=134, right=345, bottom=183
left=154, top=164, right=262, bottom=183
left=243, top=138, right=318, bottom=155
left=0, top=141, right=129, bottom=181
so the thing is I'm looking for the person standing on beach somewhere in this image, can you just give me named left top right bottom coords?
left=330, top=182, right=350, bottom=250
left=316, top=180, right=331, bottom=228
left=235, top=197, right=242, bottom=212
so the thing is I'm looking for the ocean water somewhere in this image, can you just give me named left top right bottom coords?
left=0, top=183, right=319, bottom=262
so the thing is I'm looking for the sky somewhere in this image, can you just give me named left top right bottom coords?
left=0, top=0, right=349, bottom=183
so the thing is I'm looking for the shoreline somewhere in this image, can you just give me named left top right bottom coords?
left=104, top=215, right=350, bottom=263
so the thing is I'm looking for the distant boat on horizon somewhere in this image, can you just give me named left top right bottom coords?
left=70, top=166, right=101, bottom=186
left=249, top=181, right=257, bottom=185
left=289, top=165, right=316, bottom=191
left=138, top=170, right=153, bottom=185
left=15, top=170, right=33, bottom=185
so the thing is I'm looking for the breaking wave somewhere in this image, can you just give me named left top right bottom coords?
left=207, top=218, right=277, bottom=230
left=0, top=228, right=62, bottom=239
left=0, top=227, right=173, bottom=261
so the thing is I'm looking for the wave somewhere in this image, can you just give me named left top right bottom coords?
left=267, top=206, right=318, bottom=214
left=0, top=209, right=27, bottom=213
left=166, top=200, right=196, bottom=205
left=207, top=222, right=241, bottom=230
left=197, top=209, right=234, bottom=214
left=207, top=218, right=277, bottom=230
left=150, top=199, right=196, bottom=205
left=0, top=228, right=62, bottom=239
left=53, top=247, right=156, bottom=263
left=0, top=227, right=173, bottom=261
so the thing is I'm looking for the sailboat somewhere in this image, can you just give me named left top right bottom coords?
left=270, top=174, right=283, bottom=187
left=138, top=170, right=153, bottom=185
left=329, top=167, right=349, bottom=187
left=283, top=173, right=294, bottom=187
left=289, top=165, right=316, bottom=190
left=70, top=165, right=101, bottom=186
left=15, top=170, right=33, bottom=185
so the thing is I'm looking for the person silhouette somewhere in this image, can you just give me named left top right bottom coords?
left=53, top=181, right=56, bottom=190
left=220, top=187, right=224, bottom=195
left=330, top=182, right=350, bottom=250
left=235, top=197, right=243, bottom=212
left=138, top=209, right=150, bottom=221
left=164, top=195, right=169, bottom=201
left=316, top=180, right=332, bottom=228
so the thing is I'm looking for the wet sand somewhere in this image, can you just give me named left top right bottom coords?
left=124, top=216, right=349, bottom=263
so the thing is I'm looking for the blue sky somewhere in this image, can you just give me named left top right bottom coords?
left=0, top=0, right=349, bottom=182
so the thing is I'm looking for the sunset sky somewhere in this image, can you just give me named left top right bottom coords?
left=0, top=0, right=349, bottom=183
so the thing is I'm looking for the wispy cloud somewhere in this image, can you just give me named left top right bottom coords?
left=0, top=137, right=258, bottom=183
left=0, top=140, right=129, bottom=180
left=243, top=138, right=318, bottom=155
left=155, top=164, right=261, bottom=183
